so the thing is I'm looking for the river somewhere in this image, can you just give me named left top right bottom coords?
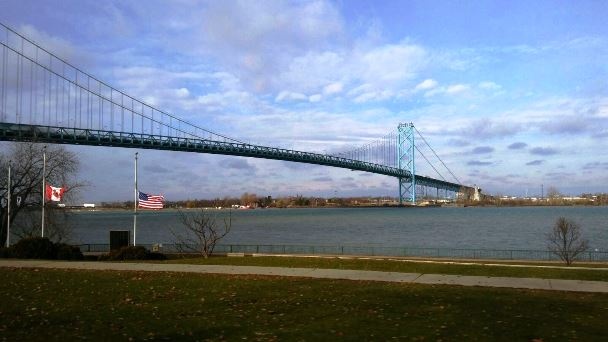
left=66, top=206, right=608, bottom=251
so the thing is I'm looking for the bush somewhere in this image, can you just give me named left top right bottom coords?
left=0, top=246, right=14, bottom=258
left=106, top=246, right=167, bottom=261
left=55, top=243, right=84, bottom=260
left=5, top=237, right=84, bottom=260
left=12, top=237, right=57, bottom=259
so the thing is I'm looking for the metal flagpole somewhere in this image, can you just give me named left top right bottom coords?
left=41, top=146, right=46, bottom=238
left=6, top=160, right=10, bottom=247
left=133, top=152, right=138, bottom=246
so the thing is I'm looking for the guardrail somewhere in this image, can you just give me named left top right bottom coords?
left=76, top=243, right=608, bottom=262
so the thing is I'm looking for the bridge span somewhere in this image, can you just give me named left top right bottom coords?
left=0, top=22, right=474, bottom=203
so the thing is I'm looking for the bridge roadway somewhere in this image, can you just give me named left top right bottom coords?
left=0, top=123, right=468, bottom=192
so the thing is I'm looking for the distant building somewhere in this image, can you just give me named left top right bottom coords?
left=83, top=203, right=95, bottom=208
left=473, top=186, right=482, bottom=201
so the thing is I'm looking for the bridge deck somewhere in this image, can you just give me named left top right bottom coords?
left=0, top=123, right=468, bottom=192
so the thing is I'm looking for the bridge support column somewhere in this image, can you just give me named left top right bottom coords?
left=397, top=123, right=415, bottom=205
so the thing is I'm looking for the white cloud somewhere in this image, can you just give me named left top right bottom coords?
left=196, top=91, right=252, bottom=110
left=174, top=88, right=190, bottom=98
left=415, top=79, right=438, bottom=91
left=275, top=91, right=308, bottom=102
left=479, top=81, right=501, bottom=90
left=186, top=0, right=344, bottom=92
left=309, top=94, right=322, bottom=102
left=353, top=90, right=394, bottom=103
left=281, top=51, right=346, bottom=94
left=360, top=43, right=427, bottom=84
left=446, top=84, right=470, bottom=94
left=323, top=82, right=343, bottom=95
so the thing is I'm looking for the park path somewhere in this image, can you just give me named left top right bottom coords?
left=1, top=259, right=608, bottom=293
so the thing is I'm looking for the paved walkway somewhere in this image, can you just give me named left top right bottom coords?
left=1, top=259, right=608, bottom=293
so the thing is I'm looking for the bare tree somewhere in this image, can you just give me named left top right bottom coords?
left=546, top=186, right=562, bottom=199
left=171, top=209, right=232, bottom=258
left=0, top=142, right=82, bottom=244
left=547, top=217, right=589, bottom=265
left=240, top=192, right=258, bottom=207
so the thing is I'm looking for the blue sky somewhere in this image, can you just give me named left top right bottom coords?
left=1, top=0, right=607, bottom=201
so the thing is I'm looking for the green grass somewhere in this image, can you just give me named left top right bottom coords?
left=1, top=268, right=607, bottom=341
left=161, top=255, right=608, bottom=281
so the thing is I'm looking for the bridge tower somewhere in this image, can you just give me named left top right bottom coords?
left=397, top=122, right=415, bottom=205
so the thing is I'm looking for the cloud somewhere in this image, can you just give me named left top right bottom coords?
left=447, top=139, right=471, bottom=147
left=17, top=24, right=91, bottom=65
left=422, top=83, right=471, bottom=97
left=361, top=43, right=427, bottom=84
left=461, top=119, right=521, bottom=140
left=144, top=164, right=170, bottom=174
left=582, top=162, right=608, bottom=170
left=529, top=147, right=559, bottom=156
left=415, top=79, right=438, bottom=91
left=592, top=131, right=608, bottom=138
left=190, top=0, right=345, bottom=91
left=471, top=146, right=494, bottom=154
left=275, top=91, right=307, bottom=102
left=508, top=142, right=528, bottom=150
left=526, top=160, right=544, bottom=166
left=323, top=82, right=343, bottom=95
left=313, top=176, right=333, bottom=182
left=219, top=158, right=257, bottom=172
left=539, top=116, right=591, bottom=135
left=308, top=94, right=322, bottom=102
left=467, top=160, right=493, bottom=166
left=446, top=84, right=470, bottom=94
left=478, top=81, right=501, bottom=90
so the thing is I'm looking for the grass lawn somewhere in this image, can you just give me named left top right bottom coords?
left=161, top=255, right=608, bottom=282
left=1, top=268, right=607, bottom=341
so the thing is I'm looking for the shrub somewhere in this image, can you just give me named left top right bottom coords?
left=55, top=243, right=84, bottom=260
left=0, top=246, right=14, bottom=258
left=12, top=237, right=57, bottom=259
left=107, top=246, right=167, bottom=261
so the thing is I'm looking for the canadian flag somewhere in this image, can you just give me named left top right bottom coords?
left=45, top=185, right=65, bottom=202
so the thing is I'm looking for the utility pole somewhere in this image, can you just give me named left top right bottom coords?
left=6, top=160, right=10, bottom=247
left=41, top=146, right=46, bottom=237
left=541, top=184, right=544, bottom=200
left=133, top=152, right=138, bottom=246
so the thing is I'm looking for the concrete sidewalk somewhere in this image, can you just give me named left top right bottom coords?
left=1, top=259, right=608, bottom=293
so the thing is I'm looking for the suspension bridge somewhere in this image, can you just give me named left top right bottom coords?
left=0, top=23, right=474, bottom=204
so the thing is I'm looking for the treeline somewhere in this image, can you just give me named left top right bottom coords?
left=98, top=192, right=608, bottom=209
left=463, top=193, right=608, bottom=207
left=100, top=193, right=401, bottom=209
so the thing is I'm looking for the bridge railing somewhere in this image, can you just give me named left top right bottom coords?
left=76, top=243, right=608, bottom=262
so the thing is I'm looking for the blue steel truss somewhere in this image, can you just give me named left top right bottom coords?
left=0, top=122, right=469, bottom=193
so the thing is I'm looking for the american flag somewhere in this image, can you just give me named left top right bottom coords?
left=138, top=191, right=164, bottom=209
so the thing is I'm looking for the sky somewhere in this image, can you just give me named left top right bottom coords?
left=1, top=0, right=607, bottom=201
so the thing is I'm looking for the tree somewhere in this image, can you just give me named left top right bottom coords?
left=240, top=192, right=257, bottom=207
left=547, top=217, right=589, bottom=265
left=0, top=142, right=81, bottom=244
left=546, top=186, right=562, bottom=199
left=171, top=209, right=232, bottom=258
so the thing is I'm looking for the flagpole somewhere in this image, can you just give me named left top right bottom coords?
left=133, top=152, right=138, bottom=246
left=41, top=146, right=46, bottom=238
left=6, top=160, right=10, bottom=248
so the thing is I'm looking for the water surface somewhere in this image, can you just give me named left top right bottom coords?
left=67, top=206, right=608, bottom=250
